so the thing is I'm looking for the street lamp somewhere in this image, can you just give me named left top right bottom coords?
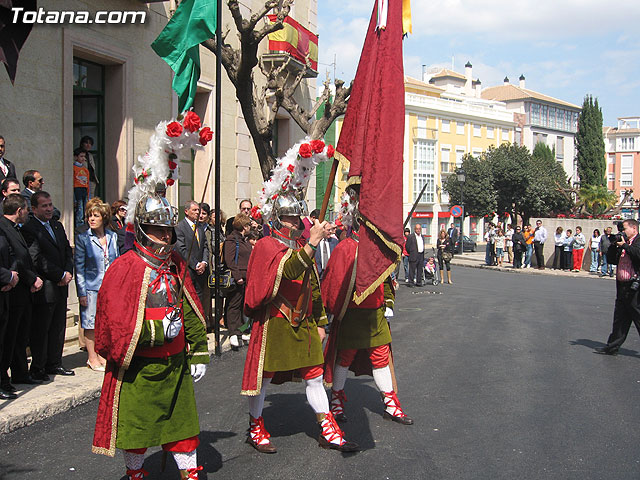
left=457, top=168, right=466, bottom=254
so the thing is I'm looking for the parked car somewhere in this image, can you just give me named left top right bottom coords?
left=454, top=235, right=477, bottom=253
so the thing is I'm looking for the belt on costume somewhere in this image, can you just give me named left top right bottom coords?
left=269, top=293, right=311, bottom=328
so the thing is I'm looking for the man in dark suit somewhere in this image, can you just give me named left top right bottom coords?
left=0, top=194, right=43, bottom=391
left=176, top=200, right=209, bottom=305
left=0, top=229, right=19, bottom=399
left=0, top=178, right=21, bottom=216
left=21, top=170, right=61, bottom=222
left=315, top=222, right=339, bottom=279
left=0, top=136, right=17, bottom=181
left=448, top=223, right=459, bottom=251
left=595, top=219, right=640, bottom=355
left=21, top=191, right=74, bottom=381
left=405, top=223, right=426, bottom=287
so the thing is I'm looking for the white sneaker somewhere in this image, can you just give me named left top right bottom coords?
left=230, top=335, right=240, bottom=348
left=242, top=333, right=251, bottom=342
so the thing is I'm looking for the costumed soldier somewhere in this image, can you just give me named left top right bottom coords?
left=322, top=186, right=413, bottom=426
left=241, top=139, right=358, bottom=453
left=92, top=191, right=209, bottom=479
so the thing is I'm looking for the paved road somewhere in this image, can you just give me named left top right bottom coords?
left=2, top=266, right=639, bottom=480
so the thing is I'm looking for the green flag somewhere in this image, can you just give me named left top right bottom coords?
left=151, top=0, right=217, bottom=113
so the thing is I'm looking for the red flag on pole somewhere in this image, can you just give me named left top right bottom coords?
left=335, top=0, right=405, bottom=304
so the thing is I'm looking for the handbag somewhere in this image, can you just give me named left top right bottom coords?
left=442, top=250, right=453, bottom=262
left=209, top=238, right=239, bottom=296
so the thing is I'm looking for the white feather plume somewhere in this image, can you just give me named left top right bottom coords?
left=258, top=137, right=335, bottom=221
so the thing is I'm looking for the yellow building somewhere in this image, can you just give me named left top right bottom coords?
left=333, top=63, right=515, bottom=245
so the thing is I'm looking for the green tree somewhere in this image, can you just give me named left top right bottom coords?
left=444, top=143, right=574, bottom=226
left=578, top=184, right=618, bottom=216
left=575, top=95, right=606, bottom=187
left=443, top=153, right=496, bottom=219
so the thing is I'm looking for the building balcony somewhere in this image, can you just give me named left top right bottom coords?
left=412, top=127, right=438, bottom=141
left=261, top=53, right=318, bottom=79
left=405, top=92, right=514, bottom=124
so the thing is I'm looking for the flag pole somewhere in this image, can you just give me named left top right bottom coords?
left=213, top=0, right=222, bottom=356
left=318, top=158, right=339, bottom=222
left=402, top=181, right=429, bottom=228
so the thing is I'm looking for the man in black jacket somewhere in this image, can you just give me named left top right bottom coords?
left=175, top=200, right=209, bottom=305
left=0, top=231, right=18, bottom=399
left=0, top=136, right=17, bottom=181
left=0, top=194, right=43, bottom=391
left=21, top=191, right=74, bottom=380
left=595, top=219, right=640, bottom=355
left=405, top=223, right=426, bottom=287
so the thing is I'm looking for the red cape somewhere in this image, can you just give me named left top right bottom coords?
left=241, top=236, right=293, bottom=395
left=92, top=250, right=206, bottom=456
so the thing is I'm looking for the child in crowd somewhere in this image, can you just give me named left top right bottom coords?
left=73, top=147, right=90, bottom=228
left=494, top=229, right=505, bottom=267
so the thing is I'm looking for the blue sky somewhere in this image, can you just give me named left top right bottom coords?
left=317, top=0, right=640, bottom=126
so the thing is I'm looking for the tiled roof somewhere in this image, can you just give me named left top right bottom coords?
left=481, top=84, right=580, bottom=109
left=430, top=68, right=467, bottom=81
left=405, top=76, right=444, bottom=91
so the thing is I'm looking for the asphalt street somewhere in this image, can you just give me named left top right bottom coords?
left=2, top=266, right=639, bottom=480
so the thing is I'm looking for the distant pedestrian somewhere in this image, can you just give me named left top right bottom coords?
left=79, top=136, right=99, bottom=198
left=588, top=229, right=601, bottom=273
left=405, top=224, right=426, bottom=287
left=512, top=226, right=525, bottom=269
left=494, top=229, right=505, bottom=267
left=484, top=223, right=496, bottom=266
left=401, top=227, right=410, bottom=282
left=572, top=226, right=586, bottom=272
left=533, top=220, right=547, bottom=269
left=523, top=225, right=534, bottom=268
left=437, top=230, right=453, bottom=284
left=563, top=229, right=574, bottom=270
left=505, top=224, right=514, bottom=264
left=553, top=226, right=565, bottom=270
left=73, top=147, right=90, bottom=228
left=600, top=227, right=614, bottom=277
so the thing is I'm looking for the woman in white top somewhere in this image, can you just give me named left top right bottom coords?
left=588, top=228, right=601, bottom=273
left=553, top=226, right=565, bottom=270
left=494, top=229, right=506, bottom=267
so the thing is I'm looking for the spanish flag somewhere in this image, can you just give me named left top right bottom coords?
left=267, top=15, right=318, bottom=71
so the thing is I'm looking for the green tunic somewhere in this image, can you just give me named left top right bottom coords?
left=116, top=300, right=209, bottom=449
left=263, top=248, right=328, bottom=373
left=336, top=278, right=394, bottom=351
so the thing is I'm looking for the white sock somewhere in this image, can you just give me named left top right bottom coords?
left=372, top=366, right=393, bottom=393
left=332, top=364, right=349, bottom=392
left=305, top=375, right=330, bottom=414
left=248, top=377, right=271, bottom=418
left=122, top=450, right=145, bottom=471
left=172, top=449, right=197, bottom=470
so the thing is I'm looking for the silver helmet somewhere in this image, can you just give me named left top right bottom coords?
left=134, top=192, right=178, bottom=258
left=271, top=190, right=308, bottom=247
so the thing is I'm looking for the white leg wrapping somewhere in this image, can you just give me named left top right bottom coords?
left=172, top=449, right=197, bottom=470
left=248, top=377, right=271, bottom=419
left=122, top=450, right=145, bottom=471
left=305, top=375, right=329, bottom=414
left=372, top=366, right=393, bottom=393
left=332, top=364, right=349, bottom=392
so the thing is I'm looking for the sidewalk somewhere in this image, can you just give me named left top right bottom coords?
left=450, top=249, right=615, bottom=281
left=0, top=331, right=234, bottom=436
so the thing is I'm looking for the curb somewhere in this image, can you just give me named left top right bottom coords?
left=0, top=333, right=233, bottom=437
left=451, top=258, right=615, bottom=280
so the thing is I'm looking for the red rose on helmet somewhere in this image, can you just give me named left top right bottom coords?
left=287, top=164, right=295, bottom=173
left=183, top=111, right=201, bottom=132
left=166, top=121, right=183, bottom=137
left=199, top=127, right=213, bottom=146
left=166, top=178, right=175, bottom=186
left=310, top=139, right=325, bottom=153
left=168, top=160, right=177, bottom=170
left=299, top=143, right=312, bottom=158
left=327, top=144, right=335, bottom=158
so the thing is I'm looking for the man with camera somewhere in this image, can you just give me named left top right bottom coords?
left=595, top=219, right=640, bottom=355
